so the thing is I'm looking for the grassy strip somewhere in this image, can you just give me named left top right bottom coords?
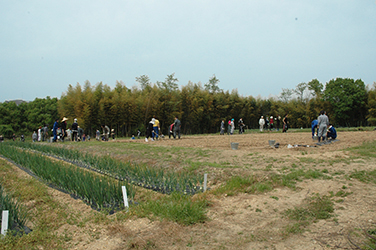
left=349, top=170, right=376, bottom=184
left=0, top=184, right=28, bottom=233
left=11, top=141, right=204, bottom=195
left=0, top=143, right=134, bottom=211
left=133, top=192, right=209, bottom=225
left=282, top=194, right=334, bottom=236
left=213, top=168, right=332, bottom=196
left=346, top=140, right=376, bottom=158
left=0, top=159, right=67, bottom=249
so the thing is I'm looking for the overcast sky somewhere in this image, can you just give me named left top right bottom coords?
left=1, top=1, right=375, bottom=102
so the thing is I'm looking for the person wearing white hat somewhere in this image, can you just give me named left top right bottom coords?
left=269, top=116, right=274, bottom=131
left=61, top=117, right=68, bottom=142
left=145, top=118, right=155, bottom=142
left=71, top=118, right=78, bottom=141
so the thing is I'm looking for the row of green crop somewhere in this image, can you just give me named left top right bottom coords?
left=10, top=142, right=204, bottom=195
left=0, top=143, right=134, bottom=211
left=0, top=183, right=28, bottom=233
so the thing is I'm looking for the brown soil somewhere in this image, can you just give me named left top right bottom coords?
left=8, top=131, right=376, bottom=249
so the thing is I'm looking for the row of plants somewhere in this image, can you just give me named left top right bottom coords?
left=0, top=183, right=28, bottom=235
left=0, top=143, right=134, bottom=212
left=10, top=142, right=204, bottom=195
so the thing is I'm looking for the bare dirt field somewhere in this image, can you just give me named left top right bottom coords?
left=5, top=130, right=376, bottom=249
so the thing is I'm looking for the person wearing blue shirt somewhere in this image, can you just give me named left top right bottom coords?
left=52, top=118, right=59, bottom=142
left=311, top=119, right=318, bottom=139
left=327, top=124, right=337, bottom=139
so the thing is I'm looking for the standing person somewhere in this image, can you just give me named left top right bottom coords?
left=153, top=116, right=160, bottom=140
left=227, top=119, right=231, bottom=135
left=52, top=118, right=59, bottom=142
left=238, top=118, right=244, bottom=134
left=259, top=116, right=265, bottom=132
left=111, top=129, right=115, bottom=140
left=101, top=124, right=110, bottom=141
left=38, top=126, right=42, bottom=141
left=265, top=116, right=270, bottom=131
left=230, top=118, right=235, bottom=135
left=71, top=119, right=78, bottom=141
left=137, top=129, right=141, bottom=139
left=276, top=115, right=281, bottom=131
left=317, top=111, right=329, bottom=142
left=96, top=129, right=100, bottom=141
left=12, top=134, right=16, bottom=141
left=66, top=128, right=71, bottom=141
left=269, top=116, right=274, bottom=131
left=78, top=126, right=84, bottom=141
left=61, top=117, right=68, bottom=142
left=32, top=131, right=37, bottom=142
left=311, top=119, right=318, bottom=139
left=220, top=120, right=225, bottom=135
left=42, top=124, right=48, bottom=141
left=145, top=118, right=154, bottom=142
left=174, top=116, right=181, bottom=139
left=168, top=123, right=175, bottom=139
left=327, top=124, right=337, bottom=140
left=282, top=114, right=289, bottom=133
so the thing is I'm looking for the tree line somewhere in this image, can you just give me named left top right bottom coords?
left=1, top=74, right=375, bottom=138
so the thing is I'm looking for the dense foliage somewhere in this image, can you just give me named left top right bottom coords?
left=1, top=76, right=375, bottom=137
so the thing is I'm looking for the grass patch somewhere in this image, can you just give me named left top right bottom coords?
left=213, top=168, right=332, bottom=196
left=349, top=169, right=376, bottom=184
left=282, top=194, right=334, bottom=237
left=212, top=176, right=273, bottom=196
left=346, top=140, right=376, bottom=158
left=135, top=192, right=209, bottom=225
left=0, top=159, right=68, bottom=249
left=348, top=227, right=376, bottom=250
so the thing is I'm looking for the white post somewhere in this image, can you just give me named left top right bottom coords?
left=121, top=186, right=129, bottom=210
left=204, top=173, right=208, bottom=192
left=1, top=210, right=9, bottom=236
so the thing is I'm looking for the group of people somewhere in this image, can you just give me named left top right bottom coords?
left=31, top=117, right=94, bottom=143
left=31, top=125, right=49, bottom=142
left=311, top=111, right=337, bottom=142
left=259, top=115, right=286, bottom=132
left=219, top=118, right=245, bottom=135
left=145, top=116, right=181, bottom=142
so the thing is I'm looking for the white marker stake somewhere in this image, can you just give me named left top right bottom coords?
left=122, top=186, right=129, bottom=210
left=1, top=210, right=9, bottom=236
left=204, top=173, right=207, bottom=192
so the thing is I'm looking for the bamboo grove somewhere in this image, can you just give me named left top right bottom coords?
left=1, top=75, right=376, bottom=138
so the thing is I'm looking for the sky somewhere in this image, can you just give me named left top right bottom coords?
left=0, top=0, right=375, bottom=102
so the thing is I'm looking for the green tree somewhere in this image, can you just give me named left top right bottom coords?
left=324, top=78, right=367, bottom=126
left=366, top=82, right=376, bottom=126
left=279, top=88, right=293, bottom=103
left=307, top=79, right=323, bottom=98
left=204, top=75, right=221, bottom=94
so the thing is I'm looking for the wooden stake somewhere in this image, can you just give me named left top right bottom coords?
left=122, top=186, right=129, bottom=210
left=204, top=173, right=207, bottom=192
left=1, top=210, right=9, bottom=236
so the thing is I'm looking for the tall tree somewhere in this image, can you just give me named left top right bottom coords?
left=324, top=78, right=367, bottom=126
left=204, top=75, right=221, bottom=94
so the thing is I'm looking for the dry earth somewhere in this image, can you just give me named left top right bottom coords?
left=8, top=131, right=376, bottom=249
